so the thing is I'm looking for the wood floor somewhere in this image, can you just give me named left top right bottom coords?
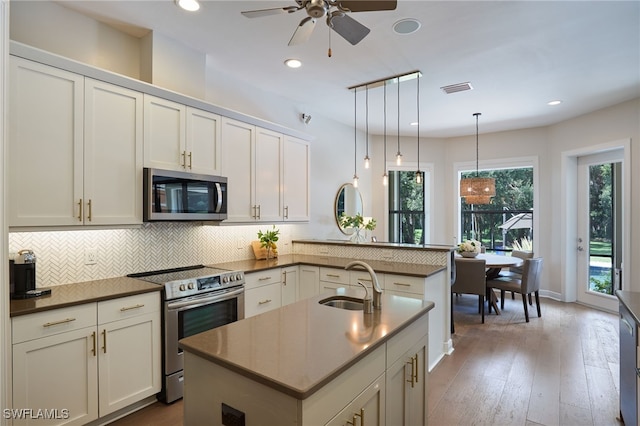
left=110, top=295, right=622, bottom=426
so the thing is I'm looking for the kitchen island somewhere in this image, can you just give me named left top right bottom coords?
left=179, top=290, right=434, bottom=425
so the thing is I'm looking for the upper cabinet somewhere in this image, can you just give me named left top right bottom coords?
left=143, top=95, right=221, bottom=175
left=9, top=57, right=143, bottom=227
left=221, top=118, right=310, bottom=223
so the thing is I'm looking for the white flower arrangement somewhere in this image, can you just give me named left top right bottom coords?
left=457, top=239, right=482, bottom=254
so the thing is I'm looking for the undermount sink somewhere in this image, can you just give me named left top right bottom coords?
left=319, top=296, right=364, bottom=311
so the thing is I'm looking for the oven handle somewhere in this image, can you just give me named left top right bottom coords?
left=166, top=287, right=245, bottom=312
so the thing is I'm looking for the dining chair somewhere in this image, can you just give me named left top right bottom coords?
left=452, top=258, right=487, bottom=324
left=486, top=257, right=543, bottom=322
left=501, top=250, right=533, bottom=299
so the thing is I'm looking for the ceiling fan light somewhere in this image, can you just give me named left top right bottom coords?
left=176, top=0, right=200, bottom=12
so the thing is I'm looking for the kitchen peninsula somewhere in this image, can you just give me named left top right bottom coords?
left=179, top=290, right=434, bottom=425
left=213, top=239, right=454, bottom=371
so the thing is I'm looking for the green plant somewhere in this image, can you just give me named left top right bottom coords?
left=339, top=213, right=376, bottom=231
left=257, top=225, right=280, bottom=250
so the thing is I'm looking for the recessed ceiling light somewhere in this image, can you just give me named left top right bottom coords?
left=547, top=100, right=562, bottom=106
left=176, top=0, right=200, bottom=12
left=393, top=18, right=421, bottom=35
left=410, top=122, right=419, bottom=126
left=285, top=59, right=302, bottom=69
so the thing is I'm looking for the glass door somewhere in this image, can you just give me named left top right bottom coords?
left=576, top=150, right=622, bottom=311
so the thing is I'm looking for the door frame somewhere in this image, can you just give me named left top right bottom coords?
left=560, top=138, right=631, bottom=309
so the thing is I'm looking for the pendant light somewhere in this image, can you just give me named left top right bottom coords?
left=364, top=84, right=371, bottom=169
left=460, top=113, right=495, bottom=204
left=415, top=72, right=422, bottom=184
left=383, top=80, right=388, bottom=186
left=396, top=76, right=402, bottom=166
left=352, top=86, right=359, bottom=188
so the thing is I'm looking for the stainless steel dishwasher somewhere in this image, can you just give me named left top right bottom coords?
left=619, top=301, right=637, bottom=425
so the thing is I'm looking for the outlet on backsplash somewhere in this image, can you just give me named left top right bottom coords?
left=84, top=248, right=98, bottom=265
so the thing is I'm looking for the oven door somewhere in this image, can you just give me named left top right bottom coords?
left=164, top=286, right=245, bottom=376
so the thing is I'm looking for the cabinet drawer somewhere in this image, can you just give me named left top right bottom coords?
left=386, top=313, right=429, bottom=367
left=245, top=270, right=281, bottom=290
left=349, top=270, right=385, bottom=290
left=98, top=292, right=160, bottom=325
left=245, top=283, right=282, bottom=318
left=385, top=274, right=425, bottom=295
left=12, top=303, right=97, bottom=344
left=319, top=267, right=349, bottom=285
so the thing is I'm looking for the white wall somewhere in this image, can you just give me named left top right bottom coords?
left=1, top=0, right=9, bottom=418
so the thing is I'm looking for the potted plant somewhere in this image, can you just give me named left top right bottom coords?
left=339, top=213, right=376, bottom=243
left=254, top=225, right=280, bottom=260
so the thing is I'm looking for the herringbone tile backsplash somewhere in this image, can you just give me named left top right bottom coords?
left=9, top=223, right=306, bottom=287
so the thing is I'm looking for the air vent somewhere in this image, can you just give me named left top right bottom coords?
left=440, top=82, right=473, bottom=94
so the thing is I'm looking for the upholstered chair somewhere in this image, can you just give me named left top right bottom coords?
left=452, top=258, right=487, bottom=324
left=486, top=258, right=543, bottom=322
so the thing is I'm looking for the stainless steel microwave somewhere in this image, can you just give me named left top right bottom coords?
left=143, top=168, right=227, bottom=221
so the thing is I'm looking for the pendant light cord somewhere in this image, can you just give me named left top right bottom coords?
left=384, top=81, right=387, bottom=169
left=397, top=76, right=401, bottom=155
left=474, top=112, right=481, bottom=177
left=365, top=85, right=369, bottom=159
left=416, top=72, right=420, bottom=173
left=353, top=87, right=357, bottom=176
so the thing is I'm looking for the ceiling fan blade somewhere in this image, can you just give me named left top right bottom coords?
left=288, top=17, right=317, bottom=46
left=328, top=13, right=370, bottom=45
left=337, top=0, right=397, bottom=12
left=241, top=6, right=300, bottom=18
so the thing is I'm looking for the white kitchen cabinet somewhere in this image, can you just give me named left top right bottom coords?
left=244, top=270, right=283, bottom=318
left=298, top=265, right=320, bottom=301
left=144, top=95, right=221, bottom=175
left=282, top=135, right=310, bottom=221
left=282, top=266, right=298, bottom=306
left=320, top=267, right=350, bottom=294
left=325, top=374, right=385, bottom=426
left=221, top=117, right=309, bottom=223
left=8, top=57, right=143, bottom=227
left=11, top=293, right=161, bottom=425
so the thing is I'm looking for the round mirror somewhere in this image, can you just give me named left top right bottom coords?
left=335, top=183, right=363, bottom=234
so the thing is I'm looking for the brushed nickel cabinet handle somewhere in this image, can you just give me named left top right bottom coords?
left=284, top=206, right=289, bottom=219
left=43, top=317, right=76, bottom=327
left=258, top=276, right=272, bottom=281
left=87, top=199, right=92, bottom=222
left=181, top=151, right=186, bottom=168
left=393, top=282, right=411, bottom=287
left=91, top=331, right=96, bottom=356
left=77, top=199, right=83, bottom=221
left=257, top=205, right=261, bottom=220
left=258, top=299, right=272, bottom=305
left=188, top=152, right=193, bottom=169
left=101, top=329, right=107, bottom=354
left=326, top=274, right=341, bottom=278
left=120, top=303, right=145, bottom=312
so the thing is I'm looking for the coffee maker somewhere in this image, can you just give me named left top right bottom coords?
left=10, top=249, right=50, bottom=299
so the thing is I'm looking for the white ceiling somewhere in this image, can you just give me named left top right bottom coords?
left=58, top=0, right=640, bottom=138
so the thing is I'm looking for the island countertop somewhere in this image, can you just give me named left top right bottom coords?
left=179, top=290, right=434, bottom=400
left=617, top=290, right=640, bottom=324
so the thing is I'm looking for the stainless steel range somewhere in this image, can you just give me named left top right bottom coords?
left=128, top=265, right=245, bottom=403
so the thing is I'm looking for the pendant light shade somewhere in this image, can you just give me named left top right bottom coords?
left=460, top=113, right=495, bottom=204
left=415, top=72, right=422, bottom=184
left=364, top=85, right=371, bottom=169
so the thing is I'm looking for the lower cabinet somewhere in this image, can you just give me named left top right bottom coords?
left=325, top=375, right=386, bottom=426
left=281, top=266, right=298, bottom=306
left=11, top=293, right=161, bottom=425
left=298, top=266, right=320, bottom=300
left=244, top=270, right=283, bottom=318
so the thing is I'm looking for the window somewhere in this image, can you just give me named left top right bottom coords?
left=388, top=169, right=427, bottom=244
left=460, top=167, right=534, bottom=252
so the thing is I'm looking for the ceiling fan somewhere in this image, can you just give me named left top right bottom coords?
left=241, top=0, right=397, bottom=47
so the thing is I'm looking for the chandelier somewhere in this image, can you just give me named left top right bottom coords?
left=460, top=113, right=495, bottom=204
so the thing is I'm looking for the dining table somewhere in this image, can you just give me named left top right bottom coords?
left=455, top=252, right=523, bottom=315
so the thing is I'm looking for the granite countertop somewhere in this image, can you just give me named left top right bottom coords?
left=211, top=254, right=446, bottom=278
left=179, top=290, right=434, bottom=400
left=10, top=277, right=162, bottom=317
left=293, top=239, right=456, bottom=252
left=616, top=290, right=640, bottom=324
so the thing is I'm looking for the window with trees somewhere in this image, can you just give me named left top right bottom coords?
left=460, top=167, right=534, bottom=252
left=388, top=170, right=427, bottom=244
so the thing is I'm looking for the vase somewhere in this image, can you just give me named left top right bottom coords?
left=460, top=251, right=479, bottom=258
left=350, top=228, right=366, bottom=243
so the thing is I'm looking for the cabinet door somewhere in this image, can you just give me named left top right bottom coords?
left=143, top=95, right=186, bottom=171
left=13, top=327, right=99, bottom=426
left=325, top=375, right=385, bottom=426
left=283, top=136, right=310, bottom=221
left=98, top=312, right=161, bottom=416
left=255, top=127, right=283, bottom=222
left=282, top=266, right=298, bottom=306
left=298, top=266, right=320, bottom=301
left=9, top=56, right=84, bottom=226
left=186, top=107, right=221, bottom=175
left=84, top=79, right=143, bottom=225
left=221, top=117, right=255, bottom=221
